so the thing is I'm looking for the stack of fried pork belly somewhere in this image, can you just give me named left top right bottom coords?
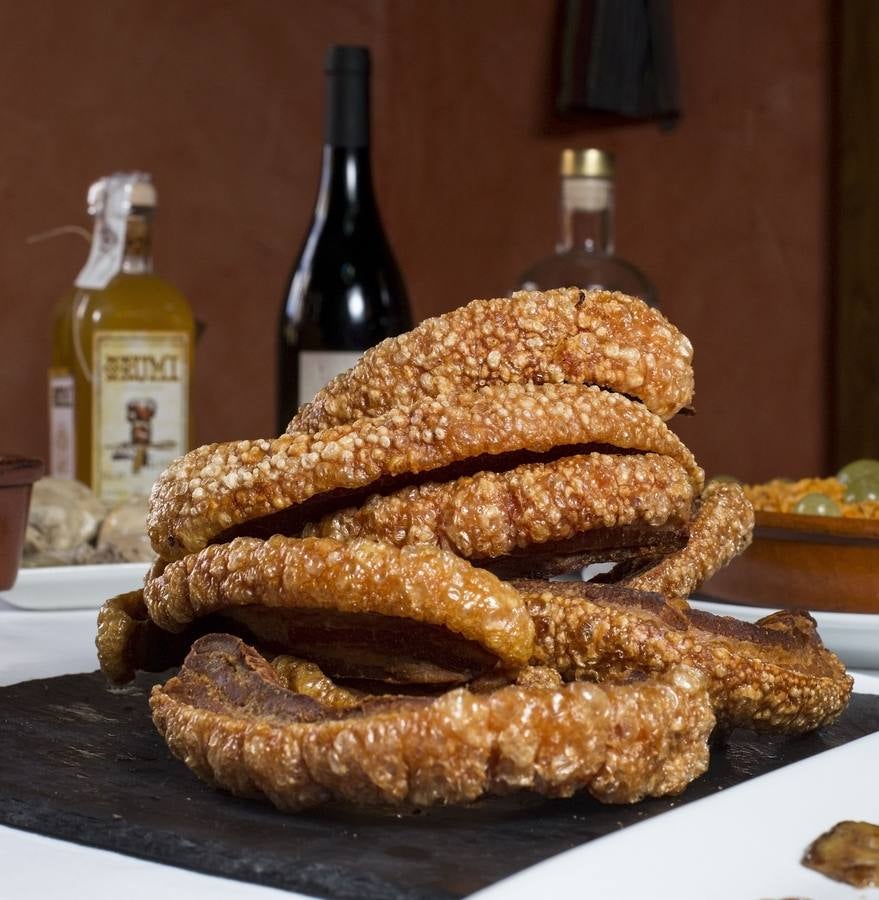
left=97, top=288, right=852, bottom=811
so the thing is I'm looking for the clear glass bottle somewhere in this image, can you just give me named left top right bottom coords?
left=49, top=173, right=194, bottom=503
left=517, top=149, right=657, bottom=306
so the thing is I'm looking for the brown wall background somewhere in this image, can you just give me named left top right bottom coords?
left=0, top=0, right=829, bottom=482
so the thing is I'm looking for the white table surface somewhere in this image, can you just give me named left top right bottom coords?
left=2, top=598, right=878, bottom=899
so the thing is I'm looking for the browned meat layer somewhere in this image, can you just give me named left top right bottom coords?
left=270, top=656, right=364, bottom=710
left=516, top=580, right=853, bottom=733
left=479, top=524, right=687, bottom=579
left=143, top=536, right=534, bottom=672
left=151, top=634, right=714, bottom=810
left=220, top=607, right=497, bottom=684
left=96, top=589, right=499, bottom=687
left=148, top=384, right=702, bottom=560
left=96, top=590, right=198, bottom=684
left=622, top=481, right=754, bottom=598
left=301, top=452, right=694, bottom=577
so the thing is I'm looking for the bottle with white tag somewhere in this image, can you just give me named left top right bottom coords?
left=276, top=46, right=412, bottom=431
left=48, top=173, right=194, bottom=503
left=516, top=149, right=658, bottom=306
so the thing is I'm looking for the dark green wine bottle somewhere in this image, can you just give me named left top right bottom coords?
left=277, top=45, right=412, bottom=432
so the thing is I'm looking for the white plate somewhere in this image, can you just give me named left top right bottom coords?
left=0, top=562, right=151, bottom=610
left=691, top=595, right=879, bottom=670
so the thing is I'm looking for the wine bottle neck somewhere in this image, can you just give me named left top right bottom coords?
left=319, top=50, right=377, bottom=219
left=558, top=177, right=615, bottom=255
left=315, top=146, right=378, bottom=219
left=324, top=66, right=369, bottom=148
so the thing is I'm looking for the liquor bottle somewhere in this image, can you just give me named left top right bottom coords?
left=47, top=286, right=77, bottom=479
left=517, top=149, right=657, bottom=306
left=277, top=45, right=412, bottom=431
left=48, top=173, right=194, bottom=503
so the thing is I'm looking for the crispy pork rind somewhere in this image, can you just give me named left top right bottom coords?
left=150, top=634, right=714, bottom=810
left=271, top=656, right=363, bottom=710
left=96, top=590, right=195, bottom=684
left=302, top=452, right=695, bottom=575
left=287, top=287, right=695, bottom=432
left=149, top=383, right=703, bottom=561
left=517, top=580, right=853, bottom=734
left=143, top=536, right=535, bottom=680
left=621, top=481, right=754, bottom=598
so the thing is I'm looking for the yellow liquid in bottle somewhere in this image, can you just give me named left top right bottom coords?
left=70, top=271, right=194, bottom=502
left=49, top=181, right=195, bottom=503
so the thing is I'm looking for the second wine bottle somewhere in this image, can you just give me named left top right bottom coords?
left=277, top=45, right=412, bottom=432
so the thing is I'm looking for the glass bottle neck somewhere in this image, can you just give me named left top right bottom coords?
left=121, top=211, right=154, bottom=274
left=558, top=177, right=615, bottom=255
left=315, top=146, right=378, bottom=221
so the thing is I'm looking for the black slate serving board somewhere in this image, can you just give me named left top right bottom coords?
left=0, top=671, right=877, bottom=900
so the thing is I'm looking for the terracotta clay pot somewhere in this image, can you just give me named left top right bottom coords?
left=0, top=455, right=45, bottom=590
left=701, top=510, right=879, bottom=614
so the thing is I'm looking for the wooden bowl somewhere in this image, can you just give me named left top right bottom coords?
left=701, top=510, right=879, bottom=614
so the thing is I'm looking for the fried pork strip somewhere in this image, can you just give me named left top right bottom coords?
left=517, top=581, right=853, bottom=733
left=148, top=383, right=703, bottom=561
left=621, top=481, right=754, bottom=599
left=150, top=634, right=714, bottom=810
left=96, top=590, right=196, bottom=684
left=287, top=287, right=694, bottom=432
left=271, top=656, right=363, bottom=710
left=301, top=452, right=695, bottom=576
left=142, top=536, right=534, bottom=682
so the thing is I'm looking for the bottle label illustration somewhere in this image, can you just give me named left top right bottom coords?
left=48, top=369, right=76, bottom=478
left=92, top=331, right=188, bottom=503
left=298, top=350, right=361, bottom=406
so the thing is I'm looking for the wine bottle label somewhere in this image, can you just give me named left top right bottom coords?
left=563, top=178, right=611, bottom=213
left=48, top=369, right=76, bottom=479
left=298, top=350, right=361, bottom=405
left=91, top=331, right=189, bottom=504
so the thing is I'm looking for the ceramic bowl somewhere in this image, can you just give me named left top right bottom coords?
left=701, top=510, right=879, bottom=614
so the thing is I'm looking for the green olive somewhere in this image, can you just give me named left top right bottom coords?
left=843, top=475, right=879, bottom=503
left=836, top=459, right=879, bottom=485
left=794, top=492, right=841, bottom=516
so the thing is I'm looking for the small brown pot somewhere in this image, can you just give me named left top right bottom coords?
left=0, top=455, right=45, bottom=591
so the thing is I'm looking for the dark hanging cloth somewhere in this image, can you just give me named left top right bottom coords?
left=557, top=0, right=681, bottom=128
